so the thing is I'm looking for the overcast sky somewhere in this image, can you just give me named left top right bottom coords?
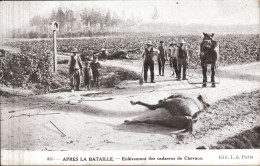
left=0, top=0, right=259, bottom=36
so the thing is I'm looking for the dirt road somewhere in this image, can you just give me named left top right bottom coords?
left=1, top=60, right=260, bottom=150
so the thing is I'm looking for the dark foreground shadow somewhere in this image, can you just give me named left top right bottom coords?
left=210, top=126, right=260, bottom=149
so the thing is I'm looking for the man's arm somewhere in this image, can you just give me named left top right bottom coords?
left=78, top=56, right=83, bottom=69
left=78, top=56, right=84, bottom=76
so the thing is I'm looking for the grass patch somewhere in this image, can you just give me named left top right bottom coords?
left=210, top=126, right=260, bottom=149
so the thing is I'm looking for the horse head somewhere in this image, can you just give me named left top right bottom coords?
left=203, top=32, right=214, bottom=41
left=202, top=32, right=214, bottom=49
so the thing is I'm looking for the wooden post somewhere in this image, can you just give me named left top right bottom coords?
left=53, top=30, right=57, bottom=73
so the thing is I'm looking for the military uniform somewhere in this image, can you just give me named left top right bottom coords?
left=68, top=49, right=83, bottom=91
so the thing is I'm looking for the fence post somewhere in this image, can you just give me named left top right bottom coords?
left=53, top=30, right=57, bottom=73
left=52, top=21, right=59, bottom=73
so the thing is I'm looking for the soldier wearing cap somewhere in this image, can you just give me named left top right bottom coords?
left=169, top=41, right=179, bottom=77
left=68, top=47, right=83, bottom=91
left=157, top=41, right=168, bottom=76
left=177, top=39, right=189, bottom=80
left=141, top=41, right=160, bottom=83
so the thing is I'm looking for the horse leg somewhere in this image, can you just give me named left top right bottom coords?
left=211, top=64, right=216, bottom=87
left=124, top=119, right=153, bottom=125
left=201, top=62, right=207, bottom=87
left=130, top=101, right=162, bottom=110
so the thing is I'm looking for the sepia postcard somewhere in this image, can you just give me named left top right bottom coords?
left=1, top=0, right=260, bottom=165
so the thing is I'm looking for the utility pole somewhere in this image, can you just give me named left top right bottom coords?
left=52, top=21, right=59, bottom=73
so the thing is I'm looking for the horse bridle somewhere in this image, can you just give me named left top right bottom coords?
left=203, top=40, right=212, bottom=48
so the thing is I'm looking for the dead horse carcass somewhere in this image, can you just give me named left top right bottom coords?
left=125, top=94, right=210, bottom=134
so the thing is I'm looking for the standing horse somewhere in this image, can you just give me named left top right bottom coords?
left=200, top=32, right=219, bottom=87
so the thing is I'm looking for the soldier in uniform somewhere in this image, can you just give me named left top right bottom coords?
left=68, top=48, right=83, bottom=91
left=177, top=39, right=189, bottom=80
left=142, top=41, right=160, bottom=83
left=157, top=41, right=168, bottom=76
left=168, top=41, right=179, bottom=77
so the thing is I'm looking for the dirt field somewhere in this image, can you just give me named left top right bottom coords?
left=1, top=58, right=260, bottom=150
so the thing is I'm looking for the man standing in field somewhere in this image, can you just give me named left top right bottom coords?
left=157, top=41, right=168, bottom=76
left=177, top=39, right=189, bottom=80
left=90, top=56, right=101, bottom=89
left=68, top=47, right=83, bottom=92
left=169, top=41, right=179, bottom=77
left=142, top=41, right=160, bottom=83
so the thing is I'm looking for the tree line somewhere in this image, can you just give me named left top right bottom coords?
left=13, top=7, right=137, bottom=38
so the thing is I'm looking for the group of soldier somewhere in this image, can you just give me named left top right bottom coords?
left=142, top=39, right=189, bottom=83
left=68, top=39, right=189, bottom=91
